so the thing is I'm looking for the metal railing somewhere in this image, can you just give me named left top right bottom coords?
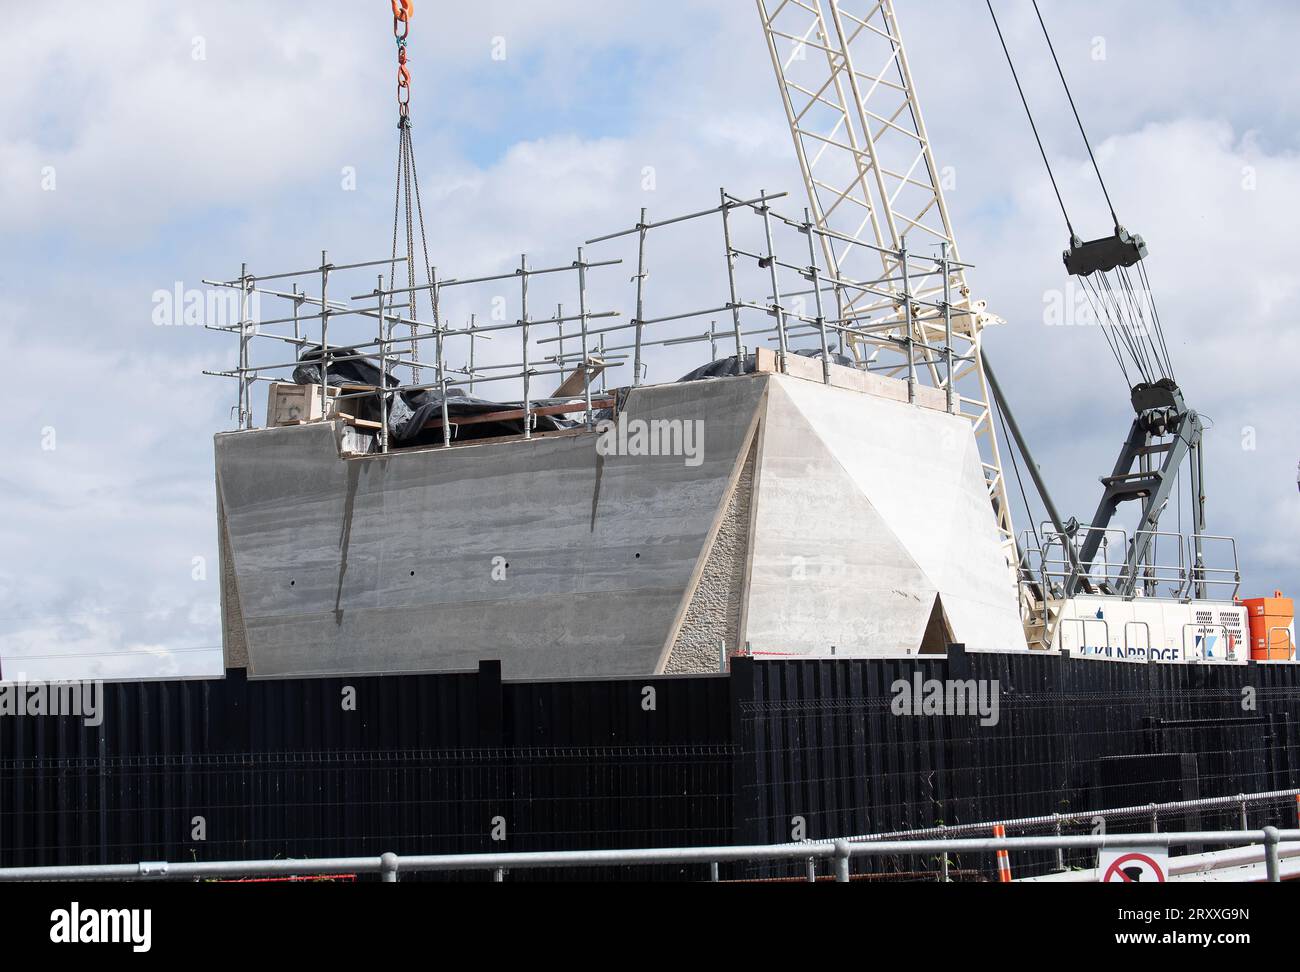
left=1266, top=626, right=1297, bottom=660
left=1123, top=620, right=1152, bottom=653
left=821, top=787, right=1300, bottom=845
left=1189, top=534, right=1243, bottom=600
left=203, top=188, right=988, bottom=454
left=1057, top=616, right=1111, bottom=652
left=1023, top=524, right=1240, bottom=603
left=1030, top=524, right=1130, bottom=598
left=3, top=828, right=1297, bottom=884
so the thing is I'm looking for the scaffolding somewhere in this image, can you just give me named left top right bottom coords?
left=204, top=188, right=996, bottom=491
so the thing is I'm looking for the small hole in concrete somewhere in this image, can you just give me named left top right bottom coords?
left=290, top=581, right=296, bottom=588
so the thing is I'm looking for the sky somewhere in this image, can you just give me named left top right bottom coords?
left=1, top=0, right=1296, bottom=682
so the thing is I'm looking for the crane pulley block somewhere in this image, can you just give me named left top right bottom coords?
left=1130, top=378, right=1182, bottom=416
left=1063, top=227, right=1148, bottom=277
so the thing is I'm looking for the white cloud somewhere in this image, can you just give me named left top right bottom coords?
left=2, top=1, right=1297, bottom=676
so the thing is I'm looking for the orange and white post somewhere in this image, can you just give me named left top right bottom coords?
left=994, top=825, right=1013, bottom=883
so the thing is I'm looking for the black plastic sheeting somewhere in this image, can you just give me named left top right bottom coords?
left=293, top=346, right=859, bottom=448
left=678, top=348, right=855, bottom=383
left=292, top=346, right=587, bottom=447
left=392, top=390, right=583, bottom=448
left=292, top=345, right=393, bottom=394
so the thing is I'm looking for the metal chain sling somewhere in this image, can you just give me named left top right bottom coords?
left=386, top=0, right=435, bottom=385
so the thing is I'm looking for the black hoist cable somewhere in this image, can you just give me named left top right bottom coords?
left=988, top=1, right=1179, bottom=389
left=986, top=0, right=1076, bottom=239
left=1032, top=0, right=1120, bottom=231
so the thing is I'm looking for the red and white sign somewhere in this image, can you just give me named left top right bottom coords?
left=1100, top=849, right=1168, bottom=883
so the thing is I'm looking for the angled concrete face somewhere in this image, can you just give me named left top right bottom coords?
left=742, top=376, right=1026, bottom=656
left=744, top=378, right=938, bottom=654
left=216, top=376, right=767, bottom=678
left=216, top=369, right=1026, bottom=679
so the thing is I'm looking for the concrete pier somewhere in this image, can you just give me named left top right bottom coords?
left=216, top=369, right=1026, bottom=679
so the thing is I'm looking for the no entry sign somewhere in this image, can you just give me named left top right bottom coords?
left=1100, top=849, right=1168, bottom=883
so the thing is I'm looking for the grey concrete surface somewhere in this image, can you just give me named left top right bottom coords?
left=216, top=367, right=1027, bottom=679
left=745, top=377, right=939, bottom=655
left=744, top=375, right=1026, bottom=655
left=216, top=376, right=767, bottom=678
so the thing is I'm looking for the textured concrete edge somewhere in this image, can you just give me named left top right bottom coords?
left=652, top=383, right=769, bottom=674
left=736, top=385, right=771, bottom=654
left=215, top=445, right=251, bottom=672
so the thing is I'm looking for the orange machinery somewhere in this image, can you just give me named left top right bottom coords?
left=1242, top=591, right=1295, bottom=661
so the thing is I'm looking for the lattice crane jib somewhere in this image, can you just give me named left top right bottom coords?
left=757, top=0, right=1019, bottom=576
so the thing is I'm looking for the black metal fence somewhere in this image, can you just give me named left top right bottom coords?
left=2, top=650, right=1297, bottom=880
left=736, top=651, right=1299, bottom=878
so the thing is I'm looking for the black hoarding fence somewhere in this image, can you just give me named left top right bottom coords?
left=0, top=663, right=734, bottom=882
left=2, top=649, right=1298, bottom=882
left=734, top=649, right=1300, bottom=881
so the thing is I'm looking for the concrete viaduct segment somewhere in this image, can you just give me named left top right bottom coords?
left=216, top=369, right=1026, bottom=680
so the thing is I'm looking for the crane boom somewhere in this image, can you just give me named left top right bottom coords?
left=756, top=0, right=1019, bottom=578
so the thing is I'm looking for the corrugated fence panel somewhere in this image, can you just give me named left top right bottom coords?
left=3, top=651, right=1299, bottom=880
left=737, top=651, right=1300, bottom=880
